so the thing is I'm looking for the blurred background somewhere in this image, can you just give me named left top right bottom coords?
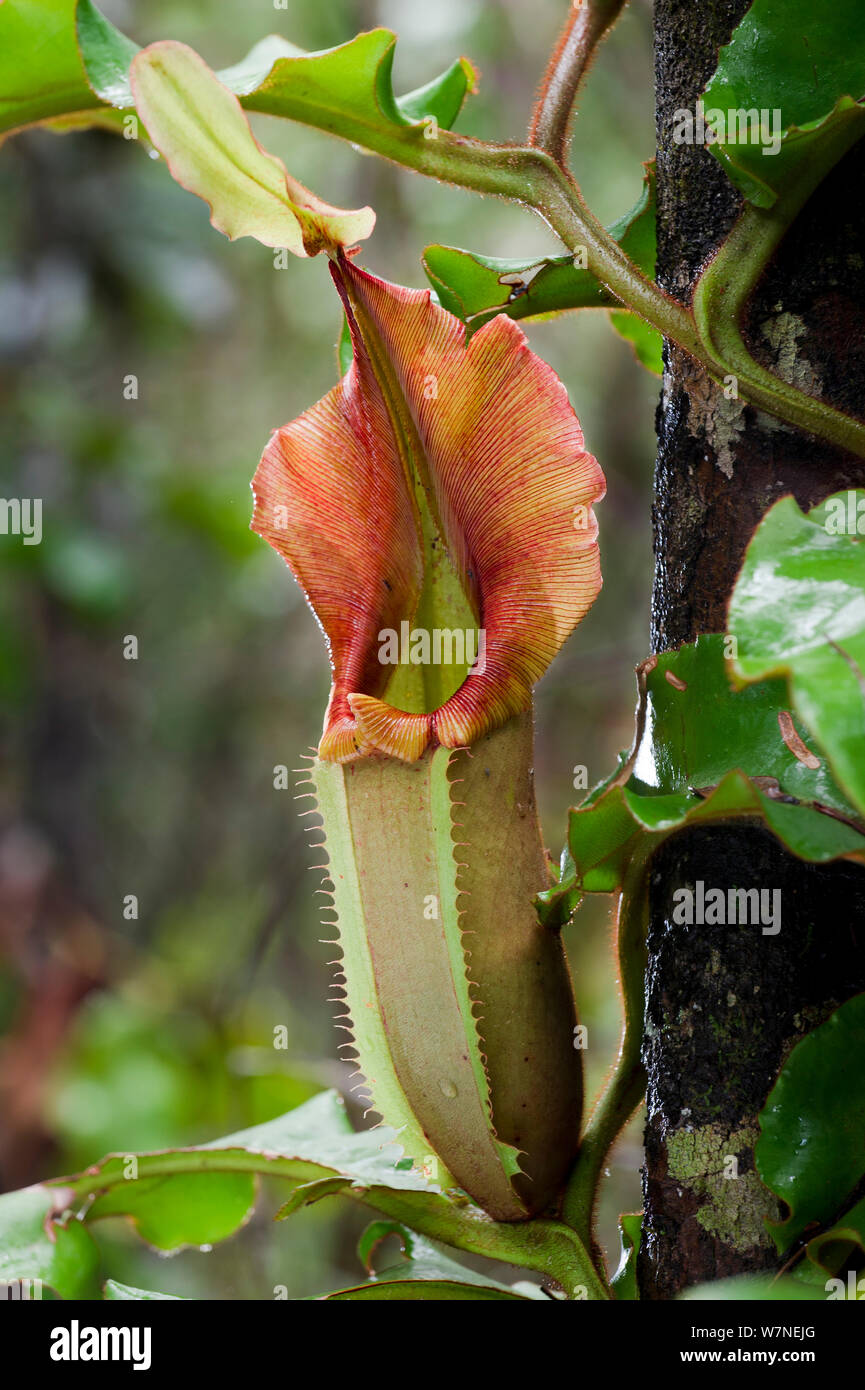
left=0, top=0, right=657, bottom=1296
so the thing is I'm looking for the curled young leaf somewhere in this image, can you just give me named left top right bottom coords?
left=130, top=41, right=375, bottom=256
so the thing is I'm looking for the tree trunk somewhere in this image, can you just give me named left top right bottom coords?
left=640, top=0, right=865, bottom=1298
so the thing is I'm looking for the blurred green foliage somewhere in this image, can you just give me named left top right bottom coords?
left=0, top=0, right=656, bottom=1296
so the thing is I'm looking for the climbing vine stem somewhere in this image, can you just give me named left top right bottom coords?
left=561, top=849, right=649, bottom=1261
left=307, top=120, right=865, bottom=458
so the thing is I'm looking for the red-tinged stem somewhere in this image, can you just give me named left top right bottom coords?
left=529, top=0, right=627, bottom=164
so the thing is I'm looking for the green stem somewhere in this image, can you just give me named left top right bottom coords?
left=693, top=104, right=865, bottom=459
left=355, top=1189, right=611, bottom=1300
left=562, top=852, right=648, bottom=1258
left=327, top=131, right=701, bottom=354
left=271, top=115, right=865, bottom=455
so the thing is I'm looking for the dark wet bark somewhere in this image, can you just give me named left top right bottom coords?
left=640, top=0, right=865, bottom=1297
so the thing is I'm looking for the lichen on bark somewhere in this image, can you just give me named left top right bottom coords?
left=665, top=1122, right=780, bottom=1252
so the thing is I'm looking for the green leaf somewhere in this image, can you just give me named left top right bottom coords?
left=538, top=636, right=865, bottom=921
left=78, top=16, right=475, bottom=140
left=0, top=0, right=101, bottom=137
left=75, top=0, right=137, bottom=107
left=0, top=0, right=94, bottom=136
left=274, top=1175, right=349, bottom=1220
left=801, top=1195, right=865, bottom=1277
left=42, top=1091, right=441, bottom=1254
left=756, top=993, right=865, bottom=1253
left=85, top=1172, right=257, bottom=1251
left=0, top=1184, right=101, bottom=1300
left=322, top=1278, right=530, bottom=1300
left=422, top=163, right=660, bottom=367
left=129, top=42, right=374, bottom=256
left=610, top=1211, right=641, bottom=1300
left=5, top=7, right=475, bottom=161
left=701, top=0, right=865, bottom=207
left=608, top=311, right=663, bottom=374
left=239, top=28, right=476, bottom=139
left=320, top=1224, right=539, bottom=1299
left=8, top=1089, right=600, bottom=1296
left=649, top=635, right=859, bottom=820
left=576, top=772, right=864, bottom=894
left=104, top=1279, right=184, bottom=1300
left=729, top=492, right=865, bottom=820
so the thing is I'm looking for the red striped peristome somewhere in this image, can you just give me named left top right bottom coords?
left=252, top=254, right=605, bottom=764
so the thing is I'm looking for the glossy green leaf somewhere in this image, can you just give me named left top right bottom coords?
left=580, top=772, right=864, bottom=892
left=649, top=635, right=860, bottom=820
left=238, top=28, right=476, bottom=139
left=104, top=1279, right=184, bottom=1300
left=422, top=164, right=661, bottom=369
left=0, top=1184, right=101, bottom=1300
left=129, top=42, right=374, bottom=256
left=701, top=0, right=865, bottom=207
left=537, top=637, right=865, bottom=923
left=75, top=0, right=137, bottom=108
left=4, top=6, right=475, bottom=154
left=3, top=1088, right=600, bottom=1295
left=78, top=13, right=475, bottom=138
left=0, top=0, right=101, bottom=137
left=201, top=1090, right=435, bottom=1191
left=729, top=492, right=865, bottom=819
left=610, top=1211, right=641, bottom=1300
left=756, top=993, right=865, bottom=1253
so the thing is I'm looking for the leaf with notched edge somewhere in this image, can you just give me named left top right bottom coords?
left=2, top=2, right=477, bottom=150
